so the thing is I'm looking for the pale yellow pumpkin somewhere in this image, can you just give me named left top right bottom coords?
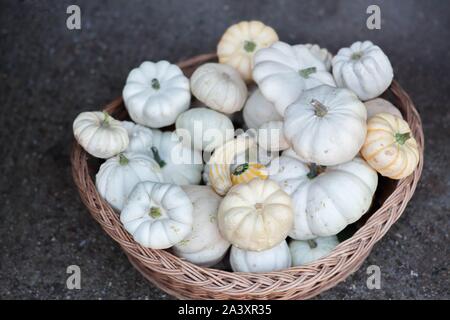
left=230, top=162, right=268, bottom=185
left=361, top=113, right=419, bottom=179
left=217, top=21, right=278, bottom=82
left=208, top=135, right=255, bottom=195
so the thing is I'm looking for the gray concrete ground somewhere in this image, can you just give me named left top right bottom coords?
left=0, top=0, right=449, bottom=299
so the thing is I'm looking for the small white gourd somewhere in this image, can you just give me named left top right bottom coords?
left=289, top=236, right=339, bottom=266
left=243, top=89, right=282, bottom=130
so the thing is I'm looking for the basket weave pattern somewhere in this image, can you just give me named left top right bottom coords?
left=71, top=54, right=424, bottom=300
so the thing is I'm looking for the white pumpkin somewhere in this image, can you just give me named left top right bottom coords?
left=73, top=111, right=129, bottom=159
left=230, top=241, right=291, bottom=273
left=190, top=63, right=248, bottom=114
left=172, top=186, right=230, bottom=267
left=332, top=40, right=394, bottom=101
left=123, top=60, right=190, bottom=128
left=120, top=181, right=193, bottom=249
left=257, top=121, right=290, bottom=152
left=268, top=155, right=378, bottom=240
left=95, top=152, right=164, bottom=211
left=242, top=89, right=282, bottom=130
left=175, top=107, right=234, bottom=152
left=364, top=98, right=403, bottom=119
left=217, top=20, right=279, bottom=82
left=218, top=178, right=294, bottom=251
left=253, top=41, right=336, bottom=116
left=304, top=43, right=333, bottom=71
left=289, top=236, right=339, bottom=266
left=284, top=85, right=367, bottom=166
left=122, top=121, right=155, bottom=154
left=150, top=130, right=203, bottom=185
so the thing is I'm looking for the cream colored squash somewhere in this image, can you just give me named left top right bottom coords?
left=243, top=89, right=282, bottom=130
left=95, top=153, right=164, bottom=211
left=289, top=236, right=339, bottom=266
left=217, top=20, right=279, bottom=82
left=230, top=162, right=268, bottom=185
left=304, top=43, right=333, bottom=71
left=361, top=113, right=419, bottom=179
left=364, top=98, right=403, bottom=119
left=172, top=186, right=230, bottom=267
left=123, top=61, right=190, bottom=128
left=175, top=107, right=234, bottom=152
left=268, top=155, right=378, bottom=240
left=284, top=85, right=367, bottom=166
left=257, top=121, right=290, bottom=152
left=73, top=111, right=129, bottom=159
left=208, top=135, right=255, bottom=195
left=120, top=181, right=193, bottom=249
left=253, top=41, right=336, bottom=116
left=190, top=63, right=247, bottom=114
left=332, top=40, right=393, bottom=101
left=218, top=178, right=294, bottom=251
left=230, top=241, right=291, bottom=273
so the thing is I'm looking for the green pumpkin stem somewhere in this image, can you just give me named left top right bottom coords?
left=299, top=67, right=317, bottom=79
left=307, top=239, right=318, bottom=249
left=351, top=52, right=363, bottom=60
left=118, top=153, right=129, bottom=166
left=395, top=132, right=411, bottom=145
left=243, top=40, right=257, bottom=53
left=102, top=111, right=110, bottom=126
left=151, top=78, right=160, bottom=90
left=310, top=99, right=328, bottom=117
left=233, top=163, right=249, bottom=176
left=149, top=207, right=162, bottom=219
left=307, top=163, right=326, bottom=179
left=151, top=147, right=166, bottom=168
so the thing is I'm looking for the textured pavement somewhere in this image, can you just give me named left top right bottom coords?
left=0, top=0, right=449, bottom=299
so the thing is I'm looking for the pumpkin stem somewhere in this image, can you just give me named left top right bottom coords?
left=118, top=153, right=129, bottom=166
left=243, top=40, right=257, bottom=53
left=395, top=132, right=411, bottom=145
left=149, top=206, right=162, bottom=219
left=151, top=78, right=160, bottom=90
left=233, top=163, right=249, bottom=176
left=307, top=239, right=318, bottom=249
left=299, top=67, right=317, bottom=79
left=310, top=99, right=328, bottom=117
left=102, top=111, right=110, bottom=126
left=151, top=146, right=166, bottom=168
left=351, top=52, right=363, bottom=60
left=307, top=163, right=326, bottom=179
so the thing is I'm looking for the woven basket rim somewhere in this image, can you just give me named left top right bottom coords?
left=71, top=53, right=424, bottom=299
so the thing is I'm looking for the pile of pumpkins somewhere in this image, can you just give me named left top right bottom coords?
left=73, top=21, right=419, bottom=273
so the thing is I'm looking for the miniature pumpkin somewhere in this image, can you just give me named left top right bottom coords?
left=304, top=43, right=333, bottom=71
left=190, top=63, right=248, bottom=114
left=123, top=60, right=190, bottom=128
left=364, top=98, right=403, bottom=119
left=120, top=181, right=193, bottom=249
left=95, top=153, right=163, bottom=211
left=284, top=85, right=367, bottom=166
left=230, top=241, right=291, bottom=273
left=217, top=20, right=279, bottom=82
left=172, top=185, right=230, bottom=267
left=289, top=236, right=339, bottom=266
left=230, top=162, right=268, bottom=185
left=242, top=89, right=282, bottom=130
left=268, top=155, right=378, bottom=240
left=122, top=121, right=155, bottom=154
left=361, top=113, right=419, bottom=179
left=73, top=111, right=129, bottom=159
left=150, top=130, right=203, bottom=185
left=175, top=107, right=234, bottom=152
left=257, top=120, right=290, bottom=152
left=332, top=40, right=393, bottom=101
left=208, top=135, right=255, bottom=195
left=253, top=41, right=336, bottom=116
left=218, top=178, right=294, bottom=251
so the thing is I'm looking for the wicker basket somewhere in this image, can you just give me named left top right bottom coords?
left=71, top=53, right=424, bottom=300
